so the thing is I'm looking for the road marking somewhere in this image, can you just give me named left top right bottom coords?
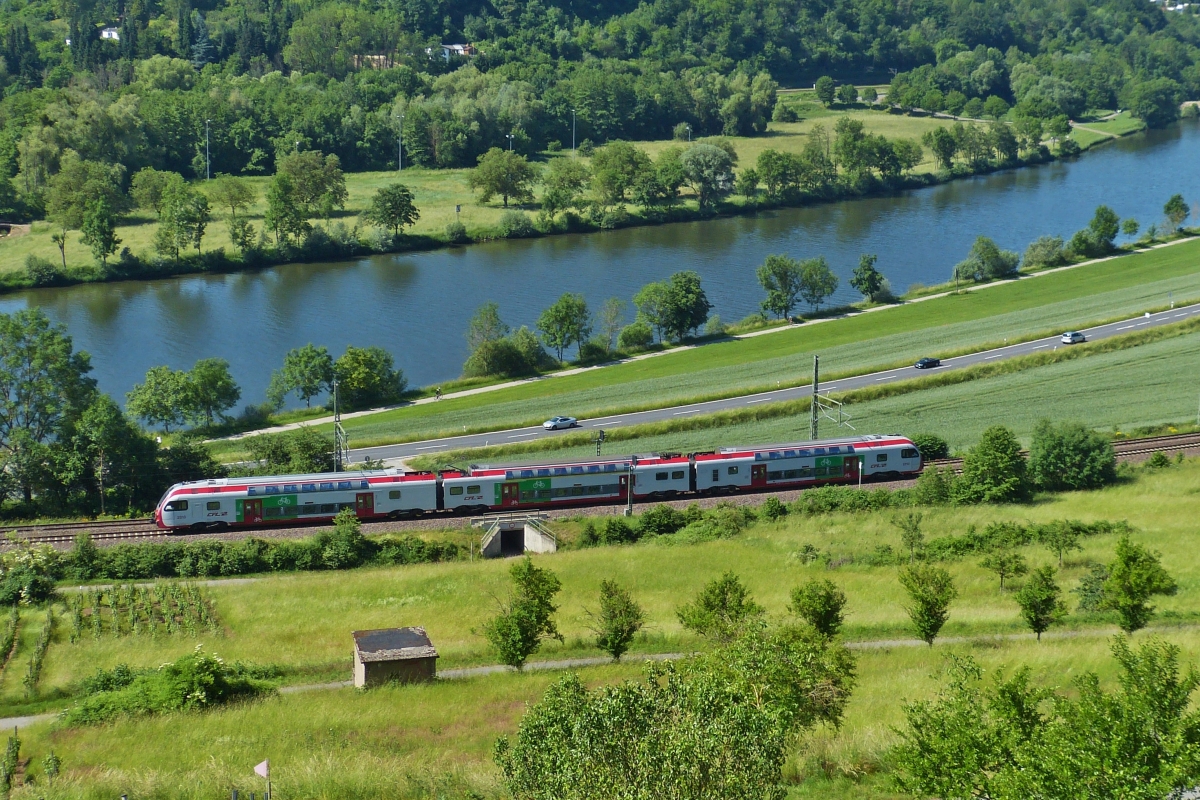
left=746, top=398, right=770, bottom=404
left=1137, top=321, right=1151, bottom=326
left=1116, top=325, right=1135, bottom=330
left=985, top=354, right=1002, bottom=359
left=414, top=445, right=446, bottom=450
left=673, top=409, right=699, bottom=415
left=875, top=376, right=893, bottom=381
left=592, top=421, right=622, bottom=428
left=1176, top=313, right=1187, bottom=318
left=507, top=432, right=539, bottom=439
left=1032, top=344, right=1049, bottom=349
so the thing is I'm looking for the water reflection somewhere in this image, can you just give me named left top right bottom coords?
left=0, top=121, right=1195, bottom=405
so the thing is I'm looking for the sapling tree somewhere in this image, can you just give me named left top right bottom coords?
left=586, top=579, right=646, bottom=661
left=483, top=556, right=563, bottom=669
left=789, top=579, right=847, bottom=636
left=898, top=564, right=957, bottom=646
left=1014, top=566, right=1067, bottom=640
left=893, top=512, right=924, bottom=563
left=677, top=572, right=765, bottom=643
left=1100, top=535, right=1177, bottom=633
left=1037, top=521, right=1083, bottom=567
left=979, top=550, right=1027, bottom=592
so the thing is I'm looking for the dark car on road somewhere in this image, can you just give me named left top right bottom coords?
left=914, top=357, right=941, bottom=369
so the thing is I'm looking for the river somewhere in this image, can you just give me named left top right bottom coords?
left=3, top=121, right=1198, bottom=407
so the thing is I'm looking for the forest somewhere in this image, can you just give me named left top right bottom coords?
left=0, top=0, right=1197, bottom=223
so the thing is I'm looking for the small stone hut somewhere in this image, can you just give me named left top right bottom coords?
left=352, top=626, right=438, bottom=687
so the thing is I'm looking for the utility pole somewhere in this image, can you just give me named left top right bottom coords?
left=810, top=355, right=820, bottom=440
left=624, top=456, right=637, bottom=517
left=686, top=123, right=692, bottom=142
left=572, top=109, right=576, bottom=153
left=205, top=119, right=211, bottom=180
left=396, top=114, right=404, bottom=171
left=98, top=450, right=105, bottom=516
left=506, top=133, right=515, bottom=151
left=333, top=378, right=348, bottom=472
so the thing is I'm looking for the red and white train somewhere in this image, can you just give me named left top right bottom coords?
left=155, top=434, right=922, bottom=531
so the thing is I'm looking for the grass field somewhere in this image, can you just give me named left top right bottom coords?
left=418, top=322, right=1200, bottom=465
left=206, top=237, right=1200, bottom=459
left=12, top=461, right=1200, bottom=798
left=0, top=104, right=960, bottom=277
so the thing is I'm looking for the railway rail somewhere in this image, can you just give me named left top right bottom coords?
left=7, top=431, right=1200, bottom=549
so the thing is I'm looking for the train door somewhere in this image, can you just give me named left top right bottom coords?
left=619, top=474, right=629, bottom=499
left=355, top=492, right=375, bottom=517
left=751, top=464, right=767, bottom=488
left=501, top=483, right=521, bottom=507
left=243, top=499, right=263, bottom=524
left=844, top=457, right=860, bottom=484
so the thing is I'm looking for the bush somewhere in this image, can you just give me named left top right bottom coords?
left=672, top=122, right=692, bottom=141
left=24, top=255, right=65, bottom=287
left=617, top=321, right=655, bottom=351
left=772, top=103, right=799, bottom=122
left=953, top=425, right=1029, bottom=504
left=546, top=140, right=563, bottom=152
left=577, top=139, right=595, bottom=156
left=909, top=433, right=949, bottom=460
left=64, top=647, right=274, bottom=725
left=498, top=211, right=536, bottom=238
left=788, top=579, right=847, bottom=636
left=1023, top=235, right=1067, bottom=268
left=638, top=504, right=685, bottom=536
left=599, top=517, right=639, bottom=545
left=953, top=236, right=1020, bottom=281
left=760, top=496, right=787, bottom=520
left=1027, top=420, right=1117, bottom=491
left=576, top=338, right=610, bottom=364
left=445, top=220, right=468, bottom=244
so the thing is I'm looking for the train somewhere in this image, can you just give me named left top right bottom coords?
left=155, top=434, right=923, bottom=531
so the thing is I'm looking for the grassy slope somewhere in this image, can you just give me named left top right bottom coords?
left=16, top=462, right=1200, bottom=798
left=0, top=104, right=953, bottom=276
left=426, top=323, right=1200, bottom=464
left=205, top=236, right=1200, bottom=458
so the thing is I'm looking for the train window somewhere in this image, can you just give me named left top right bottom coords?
left=656, top=472, right=668, bottom=481
left=587, top=465, right=600, bottom=473
left=449, top=486, right=464, bottom=495
left=876, top=453, right=888, bottom=462
left=728, top=466, right=739, bottom=475
left=165, top=499, right=188, bottom=511
left=302, top=483, right=316, bottom=492
left=321, top=504, right=337, bottom=513
left=468, top=485, right=481, bottom=494
left=538, top=469, right=551, bottom=477
left=672, top=470, right=685, bottom=480
left=265, top=507, right=283, bottom=518
left=587, top=485, right=602, bottom=494
left=554, top=468, right=567, bottom=476
left=901, top=448, right=919, bottom=458
left=389, top=490, right=401, bottom=500
left=570, top=466, right=583, bottom=474
left=283, top=484, right=298, bottom=492
left=712, top=469, right=719, bottom=482
left=535, top=489, right=552, bottom=499
left=265, top=486, right=279, bottom=494
left=768, top=471, right=781, bottom=481
left=828, top=464, right=842, bottom=475
left=320, top=482, right=334, bottom=491
left=206, top=501, right=221, bottom=511
left=800, top=467, right=813, bottom=477
left=337, top=481, right=351, bottom=490
left=815, top=467, right=828, bottom=477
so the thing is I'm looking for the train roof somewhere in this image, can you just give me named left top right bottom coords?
left=167, top=468, right=434, bottom=492
left=469, top=453, right=687, bottom=473
left=713, top=434, right=912, bottom=453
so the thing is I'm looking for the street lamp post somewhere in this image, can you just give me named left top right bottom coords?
left=396, top=113, right=405, bottom=171
left=572, top=109, right=576, bottom=153
left=506, top=133, right=515, bottom=151
left=686, top=123, right=692, bottom=142
left=205, top=118, right=211, bottom=180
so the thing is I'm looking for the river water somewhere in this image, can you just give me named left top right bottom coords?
left=4, top=121, right=1199, bottom=406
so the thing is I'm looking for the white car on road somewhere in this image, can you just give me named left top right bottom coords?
left=1061, top=331, right=1086, bottom=344
left=543, top=416, right=579, bottom=430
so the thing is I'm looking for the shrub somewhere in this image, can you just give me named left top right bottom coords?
left=587, top=579, right=645, bottom=661
left=897, top=564, right=956, bottom=645
left=64, top=646, right=274, bottom=725
left=913, top=466, right=953, bottom=505
left=676, top=572, right=765, bottom=643
left=909, top=433, right=949, bottom=460
left=24, top=255, right=65, bottom=287
left=1027, top=420, right=1117, bottom=491
left=638, top=504, right=685, bottom=536
left=672, top=122, right=691, bottom=141
left=617, top=321, right=654, bottom=351
left=772, top=102, right=799, bottom=122
left=760, top=496, right=787, bottom=520
left=953, top=236, right=1020, bottom=281
left=788, top=579, right=847, bottom=636
left=498, top=211, right=536, bottom=238
left=953, top=425, right=1029, bottom=504
left=1023, top=235, right=1067, bottom=268
left=599, top=517, right=639, bottom=545
left=577, top=338, right=610, bottom=364
left=577, top=139, right=596, bottom=156
left=546, top=140, right=562, bottom=152
left=483, top=557, right=563, bottom=669
left=445, top=220, right=468, bottom=244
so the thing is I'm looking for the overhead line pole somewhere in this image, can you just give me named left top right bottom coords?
left=810, top=355, right=819, bottom=440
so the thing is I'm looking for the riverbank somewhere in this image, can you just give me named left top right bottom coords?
left=0, top=103, right=1149, bottom=293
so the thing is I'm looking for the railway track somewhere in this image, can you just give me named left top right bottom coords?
left=6, top=431, right=1200, bottom=548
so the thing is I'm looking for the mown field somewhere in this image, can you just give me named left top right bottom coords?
left=207, top=236, right=1200, bottom=459
left=0, top=103, right=963, bottom=277
left=12, top=460, right=1200, bottom=798
left=420, top=321, right=1200, bottom=465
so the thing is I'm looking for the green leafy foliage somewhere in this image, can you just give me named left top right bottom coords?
left=898, top=564, right=956, bottom=645
left=1100, top=535, right=1178, bottom=633
left=334, top=345, right=407, bottom=410
left=978, top=550, right=1028, bottom=592
left=483, top=557, right=563, bottom=669
left=909, top=433, right=949, bottom=460
left=676, top=571, right=765, bottom=643
left=586, top=579, right=646, bottom=661
left=1027, top=419, right=1117, bottom=491
left=362, top=183, right=420, bottom=236
left=1014, top=565, right=1067, bottom=640
left=788, top=579, right=847, bottom=636
left=954, top=425, right=1029, bottom=504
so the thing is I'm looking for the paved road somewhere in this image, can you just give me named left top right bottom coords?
left=352, top=302, right=1200, bottom=463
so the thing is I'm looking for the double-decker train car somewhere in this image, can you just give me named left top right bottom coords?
left=155, top=434, right=921, bottom=531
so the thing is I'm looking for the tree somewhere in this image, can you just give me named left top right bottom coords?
left=850, top=253, right=885, bottom=302
left=537, top=293, right=591, bottom=362
left=1027, top=419, right=1116, bottom=491
left=898, top=564, right=956, bottom=646
left=79, top=198, right=120, bottom=267
left=661, top=270, right=712, bottom=340
left=677, top=572, right=765, bottom=643
left=466, top=302, right=510, bottom=353
left=893, top=512, right=924, bottom=563
left=789, top=579, right=847, bottom=636
left=276, top=150, right=347, bottom=217
left=586, top=580, right=646, bottom=661
left=469, top=148, right=538, bottom=208
left=125, top=365, right=193, bottom=432
left=1015, top=566, right=1066, bottom=640
left=979, top=550, right=1027, bottom=592
left=46, top=153, right=125, bottom=269
left=541, top=157, right=591, bottom=216
left=207, top=176, right=256, bottom=223
left=264, top=173, right=310, bottom=244
left=633, top=281, right=670, bottom=342
left=755, top=254, right=803, bottom=319
left=922, top=128, right=958, bottom=170
left=1037, top=521, right=1083, bottom=568
left=836, top=83, right=858, bottom=105
left=188, top=358, right=240, bottom=426
left=334, top=346, right=406, bottom=410
left=155, top=182, right=210, bottom=258
left=955, top=425, right=1028, bottom=503
left=363, top=183, right=420, bottom=236
left=268, top=344, right=334, bottom=408
left=591, top=141, right=651, bottom=207
left=1164, top=194, right=1190, bottom=230
left=1128, top=78, right=1182, bottom=129
left=483, top=556, right=563, bottom=669
left=814, top=76, right=836, bottom=106
left=798, top=256, right=838, bottom=312
left=680, top=143, right=734, bottom=210
left=596, top=298, right=625, bottom=353
left=1121, top=218, right=1139, bottom=238
left=1077, top=205, right=1121, bottom=254
left=0, top=310, right=96, bottom=501
left=131, top=168, right=184, bottom=217
left=954, top=236, right=1020, bottom=281
left=1100, top=535, right=1178, bottom=634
